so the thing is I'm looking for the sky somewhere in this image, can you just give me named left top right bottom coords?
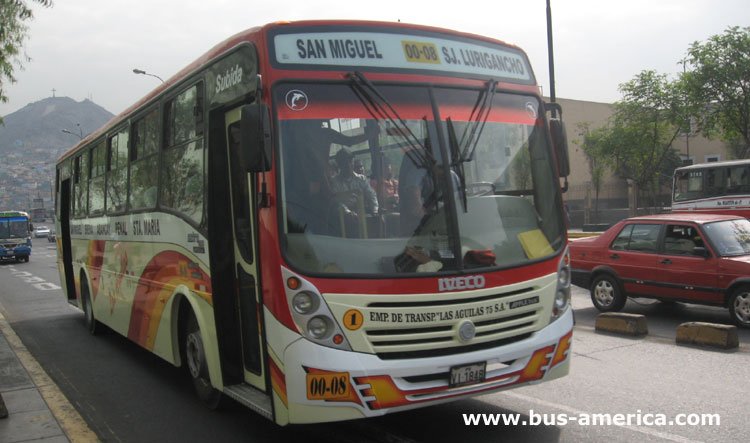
left=0, top=0, right=746, bottom=121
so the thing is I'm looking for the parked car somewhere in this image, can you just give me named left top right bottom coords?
left=570, top=213, right=750, bottom=328
left=33, top=225, right=50, bottom=238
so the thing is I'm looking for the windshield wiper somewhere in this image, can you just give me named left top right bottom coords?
left=447, top=117, right=468, bottom=212
left=347, top=71, right=434, bottom=171
left=457, top=79, right=497, bottom=163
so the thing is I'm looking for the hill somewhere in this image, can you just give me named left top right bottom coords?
left=0, top=96, right=114, bottom=158
left=0, top=97, right=114, bottom=214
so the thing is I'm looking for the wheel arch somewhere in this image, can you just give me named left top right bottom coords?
left=172, top=288, right=224, bottom=390
left=724, top=279, right=750, bottom=307
left=590, top=265, right=622, bottom=287
left=78, top=266, right=91, bottom=311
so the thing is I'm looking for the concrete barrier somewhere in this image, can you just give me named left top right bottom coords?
left=676, top=322, right=739, bottom=350
left=595, top=313, right=648, bottom=336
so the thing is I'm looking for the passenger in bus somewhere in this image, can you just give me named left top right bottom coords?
left=370, top=161, right=399, bottom=212
left=330, top=148, right=378, bottom=217
left=284, top=120, right=378, bottom=234
left=398, top=153, right=460, bottom=236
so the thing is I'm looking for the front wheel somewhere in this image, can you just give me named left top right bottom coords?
left=728, top=286, right=750, bottom=328
left=183, top=311, right=223, bottom=409
left=590, top=274, right=627, bottom=312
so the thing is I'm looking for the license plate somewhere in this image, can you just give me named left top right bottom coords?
left=306, top=372, right=351, bottom=401
left=449, top=362, right=486, bottom=387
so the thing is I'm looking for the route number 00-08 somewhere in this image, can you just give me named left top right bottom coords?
left=306, top=372, right=351, bottom=400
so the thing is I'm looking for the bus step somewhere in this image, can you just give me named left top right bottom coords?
left=223, top=384, right=273, bottom=419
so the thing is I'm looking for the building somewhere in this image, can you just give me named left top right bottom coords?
left=554, top=97, right=728, bottom=228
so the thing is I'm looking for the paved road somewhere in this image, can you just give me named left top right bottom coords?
left=1, top=240, right=748, bottom=442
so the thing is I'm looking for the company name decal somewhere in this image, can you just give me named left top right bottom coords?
left=438, top=275, right=485, bottom=292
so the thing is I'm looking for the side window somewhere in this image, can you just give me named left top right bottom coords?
left=88, top=141, right=106, bottom=215
left=161, top=83, right=205, bottom=225
left=130, top=109, right=159, bottom=210
left=611, top=225, right=634, bottom=250
left=73, top=153, right=89, bottom=217
left=106, top=127, right=129, bottom=213
left=664, top=224, right=702, bottom=255
left=627, top=224, right=661, bottom=252
left=705, top=167, right=726, bottom=197
left=611, top=224, right=660, bottom=253
left=727, top=165, right=750, bottom=194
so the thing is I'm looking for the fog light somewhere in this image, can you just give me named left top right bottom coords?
left=308, top=316, right=330, bottom=339
left=293, top=291, right=317, bottom=314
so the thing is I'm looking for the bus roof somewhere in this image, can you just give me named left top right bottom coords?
left=0, top=211, right=29, bottom=218
left=57, top=20, right=532, bottom=164
left=675, top=159, right=750, bottom=172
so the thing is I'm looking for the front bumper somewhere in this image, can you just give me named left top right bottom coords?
left=280, top=307, right=573, bottom=424
left=0, top=245, right=31, bottom=259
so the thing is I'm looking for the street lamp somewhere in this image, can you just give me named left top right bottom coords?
left=62, top=123, right=83, bottom=140
left=132, top=68, right=164, bottom=83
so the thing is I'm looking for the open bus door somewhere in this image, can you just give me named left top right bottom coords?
left=207, top=105, right=269, bottom=412
left=59, top=178, right=76, bottom=302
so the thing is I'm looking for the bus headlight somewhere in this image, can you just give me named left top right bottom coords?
left=558, top=266, right=571, bottom=287
left=292, top=291, right=317, bottom=314
left=308, top=316, right=331, bottom=339
left=551, top=246, right=572, bottom=322
left=554, top=289, right=569, bottom=312
left=282, top=268, right=352, bottom=351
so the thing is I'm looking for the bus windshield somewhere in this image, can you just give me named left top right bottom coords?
left=277, top=82, right=564, bottom=275
left=0, top=216, right=29, bottom=240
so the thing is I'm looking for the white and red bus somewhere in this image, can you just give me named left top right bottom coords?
left=672, top=160, right=750, bottom=218
left=55, top=20, right=573, bottom=425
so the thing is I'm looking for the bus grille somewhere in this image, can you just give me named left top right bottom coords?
left=364, top=289, right=542, bottom=360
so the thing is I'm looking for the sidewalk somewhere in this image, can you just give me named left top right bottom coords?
left=0, top=311, right=97, bottom=442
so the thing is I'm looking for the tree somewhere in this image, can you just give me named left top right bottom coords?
left=683, top=26, right=750, bottom=157
left=576, top=122, right=608, bottom=223
left=0, top=0, right=53, bottom=110
left=588, top=71, right=683, bottom=211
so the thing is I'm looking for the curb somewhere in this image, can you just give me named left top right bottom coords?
left=0, top=311, right=99, bottom=442
left=676, top=322, right=739, bottom=350
left=595, top=313, right=648, bottom=336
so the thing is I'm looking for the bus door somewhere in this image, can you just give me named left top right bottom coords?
left=208, top=106, right=266, bottom=392
left=59, top=178, right=76, bottom=302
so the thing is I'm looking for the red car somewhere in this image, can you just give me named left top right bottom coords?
left=570, top=213, right=750, bottom=328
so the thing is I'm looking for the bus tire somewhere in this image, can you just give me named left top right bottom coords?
left=82, top=280, right=102, bottom=335
left=728, top=285, right=750, bottom=328
left=183, top=310, right=223, bottom=409
left=590, top=273, right=627, bottom=312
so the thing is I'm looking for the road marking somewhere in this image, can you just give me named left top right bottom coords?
left=5, top=265, right=61, bottom=291
left=0, top=310, right=99, bottom=442
left=500, top=391, right=703, bottom=443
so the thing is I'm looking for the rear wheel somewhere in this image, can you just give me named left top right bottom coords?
left=82, top=280, right=102, bottom=335
left=183, top=310, right=223, bottom=409
left=728, top=286, right=750, bottom=328
left=590, top=274, right=627, bottom=312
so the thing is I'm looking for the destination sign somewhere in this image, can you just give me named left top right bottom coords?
left=273, top=31, right=533, bottom=83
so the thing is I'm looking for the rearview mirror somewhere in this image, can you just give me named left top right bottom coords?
left=545, top=102, right=570, bottom=177
left=693, top=246, right=709, bottom=258
left=549, top=118, right=570, bottom=177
